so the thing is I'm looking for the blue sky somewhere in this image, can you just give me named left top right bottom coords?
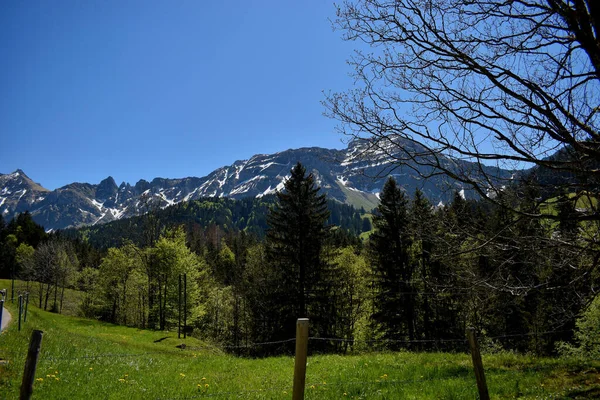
left=0, top=1, right=356, bottom=190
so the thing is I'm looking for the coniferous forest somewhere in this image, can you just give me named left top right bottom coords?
left=0, top=161, right=597, bottom=358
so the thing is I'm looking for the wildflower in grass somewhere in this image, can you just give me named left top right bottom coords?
left=205, top=384, right=209, bottom=388
left=380, top=374, right=388, bottom=379
left=55, top=378, right=59, bottom=381
left=343, top=393, right=347, bottom=396
left=201, top=377, right=206, bottom=381
left=89, top=368, right=93, bottom=371
left=180, top=373, right=185, bottom=377
left=118, top=379, right=126, bottom=382
left=310, top=385, right=316, bottom=389
left=36, top=378, right=43, bottom=382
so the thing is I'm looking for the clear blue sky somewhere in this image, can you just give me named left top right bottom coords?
left=0, top=1, right=356, bottom=190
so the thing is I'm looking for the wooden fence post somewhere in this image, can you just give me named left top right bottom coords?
left=24, top=293, right=29, bottom=322
left=467, top=327, right=490, bottom=400
left=178, top=274, right=182, bottom=339
left=18, top=294, right=22, bottom=331
left=0, top=299, right=4, bottom=331
left=20, top=330, right=43, bottom=400
left=293, top=318, right=309, bottom=400
left=183, top=273, right=187, bottom=339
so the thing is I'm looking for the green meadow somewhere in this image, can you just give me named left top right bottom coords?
left=1, top=298, right=599, bottom=399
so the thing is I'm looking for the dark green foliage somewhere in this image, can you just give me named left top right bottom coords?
left=370, top=178, right=415, bottom=342
left=265, top=162, right=333, bottom=344
left=0, top=211, right=48, bottom=278
left=4, top=176, right=597, bottom=357
left=64, top=196, right=367, bottom=249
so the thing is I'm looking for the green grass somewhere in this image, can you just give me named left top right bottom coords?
left=337, top=182, right=380, bottom=211
left=0, top=279, right=85, bottom=317
left=1, top=301, right=599, bottom=399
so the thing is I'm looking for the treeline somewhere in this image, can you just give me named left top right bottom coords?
left=1, top=163, right=597, bottom=357
left=63, top=195, right=370, bottom=249
left=0, top=212, right=102, bottom=312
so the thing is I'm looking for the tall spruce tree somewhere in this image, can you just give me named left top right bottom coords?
left=370, top=177, right=415, bottom=342
left=266, top=162, right=331, bottom=342
left=409, top=189, right=435, bottom=340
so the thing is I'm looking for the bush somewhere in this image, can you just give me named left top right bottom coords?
left=557, top=294, right=600, bottom=358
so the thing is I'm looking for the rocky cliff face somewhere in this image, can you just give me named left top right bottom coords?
left=1, top=139, right=510, bottom=230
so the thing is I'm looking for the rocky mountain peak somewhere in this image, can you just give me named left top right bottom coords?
left=0, top=141, right=512, bottom=230
left=96, top=176, right=118, bottom=201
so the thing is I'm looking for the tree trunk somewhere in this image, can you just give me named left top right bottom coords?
left=59, top=278, right=66, bottom=314
left=38, top=282, right=43, bottom=308
left=53, top=278, right=59, bottom=312
left=122, top=279, right=128, bottom=326
left=44, top=283, right=52, bottom=311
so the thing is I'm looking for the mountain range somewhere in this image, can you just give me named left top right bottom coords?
left=0, top=139, right=512, bottom=231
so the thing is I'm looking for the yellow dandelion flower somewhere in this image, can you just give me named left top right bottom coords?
left=310, top=385, right=316, bottom=389
left=322, top=381, right=327, bottom=385
left=89, top=368, right=93, bottom=371
left=343, top=393, right=347, bottom=396
left=46, top=374, right=51, bottom=378
left=283, top=391, right=287, bottom=395
left=201, top=377, right=206, bottom=381
left=55, top=378, right=59, bottom=381
left=180, top=373, right=185, bottom=377
left=36, top=378, right=43, bottom=382
left=124, top=374, right=128, bottom=377
left=205, top=384, right=209, bottom=388
left=118, top=379, right=126, bottom=382
left=383, top=374, right=388, bottom=378
left=55, top=371, right=58, bottom=374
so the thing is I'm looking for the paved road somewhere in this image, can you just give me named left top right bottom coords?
left=1, top=307, right=11, bottom=331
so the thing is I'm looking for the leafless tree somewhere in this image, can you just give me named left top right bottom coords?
left=324, top=1, right=600, bottom=320
left=325, top=0, right=599, bottom=217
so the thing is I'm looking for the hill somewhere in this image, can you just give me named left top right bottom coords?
left=1, top=298, right=598, bottom=399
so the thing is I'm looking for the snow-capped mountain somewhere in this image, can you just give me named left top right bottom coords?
left=0, top=139, right=510, bottom=230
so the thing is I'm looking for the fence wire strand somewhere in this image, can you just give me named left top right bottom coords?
left=36, top=328, right=574, bottom=362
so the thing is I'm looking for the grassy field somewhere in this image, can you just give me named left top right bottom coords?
left=0, top=279, right=85, bottom=318
left=1, top=297, right=600, bottom=399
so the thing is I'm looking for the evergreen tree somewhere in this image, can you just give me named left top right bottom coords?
left=409, top=189, right=436, bottom=341
left=370, top=177, right=415, bottom=342
left=265, top=162, right=331, bottom=342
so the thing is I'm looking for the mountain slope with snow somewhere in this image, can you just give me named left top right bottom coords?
left=1, top=139, right=510, bottom=230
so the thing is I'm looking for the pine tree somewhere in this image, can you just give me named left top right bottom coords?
left=370, top=177, right=414, bottom=342
left=265, top=162, right=331, bottom=341
left=409, top=189, right=435, bottom=340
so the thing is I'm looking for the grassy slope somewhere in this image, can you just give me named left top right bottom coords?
left=0, top=279, right=84, bottom=318
left=337, top=182, right=380, bottom=211
left=1, top=301, right=599, bottom=399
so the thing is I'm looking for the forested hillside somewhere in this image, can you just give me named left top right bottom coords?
left=58, top=195, right=370, bottom=249
left=1, top=162, right=597, bottom=358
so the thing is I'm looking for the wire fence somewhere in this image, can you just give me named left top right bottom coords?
left=10, top=327, right=572, bottom=399
left=1, top=290, right=580, bottom=399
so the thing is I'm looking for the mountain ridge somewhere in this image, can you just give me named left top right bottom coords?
left=1, top=139, right=511, bottom=230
